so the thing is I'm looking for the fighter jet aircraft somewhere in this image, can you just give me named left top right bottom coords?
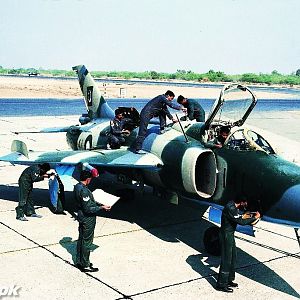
left=1, top=65, right=300, bottom=255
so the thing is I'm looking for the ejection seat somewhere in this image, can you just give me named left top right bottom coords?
left=103, top=107, right=140, bottom=149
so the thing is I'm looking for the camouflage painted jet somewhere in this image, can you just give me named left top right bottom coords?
left=1, top=65, right=300, bottom=254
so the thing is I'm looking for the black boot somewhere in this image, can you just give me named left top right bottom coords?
left=216, top=286, right=233, bottom=293
left=76, top=263, right=99, bottom=273
left=16, top=207, right=27, bottom=221
left=228, top=281, right=238, bottom=288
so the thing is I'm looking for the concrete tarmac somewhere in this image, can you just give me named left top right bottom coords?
left=0, top=116, right=300, bottom=300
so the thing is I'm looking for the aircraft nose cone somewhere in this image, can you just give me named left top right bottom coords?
left=264, top=184, right=300, bottom=227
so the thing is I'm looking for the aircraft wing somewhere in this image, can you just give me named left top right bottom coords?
left=0, top=140, right=163, bottom=171
left=13, top=126, right=72, bottom=134
left=13, top=125, right=94, bottom=134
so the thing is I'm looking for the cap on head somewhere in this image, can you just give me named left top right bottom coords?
left=90, top=168, right=99, bottom=178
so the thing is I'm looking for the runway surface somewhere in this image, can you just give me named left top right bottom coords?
left=0, top=116, right=300, bottom=299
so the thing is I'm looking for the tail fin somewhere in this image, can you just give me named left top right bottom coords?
left=72, top=65, right=114, bottom=119
left=11, top=140, right=29, bottom=158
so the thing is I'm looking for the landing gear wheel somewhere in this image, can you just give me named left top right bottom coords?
left=203, top=226, right=221, bottom=256
left=117, top=189, right=135, bottom=201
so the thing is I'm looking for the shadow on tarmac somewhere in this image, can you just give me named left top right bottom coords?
left=0, top=183, right=299, bottom=298
left=59, top=236, right=99, bottom=264
left=0, top=184, right=50, bottom=207
left=187, top=251, right=300, bottom=297
left=59, top=237, right=77, bottom=263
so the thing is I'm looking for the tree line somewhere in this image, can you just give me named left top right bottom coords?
left=1, top=66, right=300, bottom=86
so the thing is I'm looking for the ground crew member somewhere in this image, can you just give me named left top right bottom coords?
left=216, top=195, right=260, bottom=292
left=177, top=95, right=205, bottom=122
left=107, top=109, right=130, bottom=149
left=204, top=125, right=231, bottom=149
left=132, top=90, right=186, bottom=154
left=16, top=163, right=51, bottom=221
left=74, top=170, right=111, bottom=272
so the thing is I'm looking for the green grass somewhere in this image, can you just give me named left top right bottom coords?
left=0, top=66, right=300, bottom=86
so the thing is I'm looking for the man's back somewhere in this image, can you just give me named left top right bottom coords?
left=187, top=99, right=205, bottom=121
left=19, top=165, right=43, bottom=185
left=143, top=94, right=167, bottom=113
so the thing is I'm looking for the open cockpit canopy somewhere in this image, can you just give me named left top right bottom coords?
left=205, top=84, right=257, bottom=129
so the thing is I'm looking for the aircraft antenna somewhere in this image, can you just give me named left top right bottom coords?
left=175, top=114, right=189, bottom=143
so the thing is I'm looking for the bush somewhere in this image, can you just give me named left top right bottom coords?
left=1, top=67, right=299, bottom=86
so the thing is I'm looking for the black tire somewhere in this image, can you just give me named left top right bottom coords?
left=203, top=226, right=221, bottom=256
left=117, top=189, right=135, bottom=201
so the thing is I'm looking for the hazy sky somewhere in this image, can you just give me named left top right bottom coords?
left=1, top=0, right=299, bottom=74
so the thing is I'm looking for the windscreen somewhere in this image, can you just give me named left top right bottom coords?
left=207, top=84, right=257, bottom=127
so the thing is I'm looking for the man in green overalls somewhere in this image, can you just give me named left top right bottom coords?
left=216, top=195, right=260, bottom=292
left=16, top=163, right=51, bottom=221
left=177, top=95, right=205, bottom=122
left=74, top=170, right=111, bottom=272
